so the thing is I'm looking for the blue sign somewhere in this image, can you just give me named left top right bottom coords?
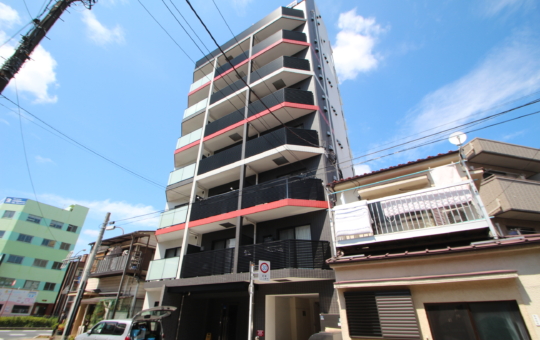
left=4, top=197, right=28, bottom=205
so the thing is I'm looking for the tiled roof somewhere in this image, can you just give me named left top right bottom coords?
left=329, top=150, right=458, bottom=188
left=327, top=234, right=540, bottom=264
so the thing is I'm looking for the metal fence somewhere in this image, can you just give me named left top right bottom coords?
left=91, top=254, right=129, bottom=274
left=181, top=248, right=235, bottom=278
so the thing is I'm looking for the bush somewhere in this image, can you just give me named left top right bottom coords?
left=0, top=316, right=59, bottom=328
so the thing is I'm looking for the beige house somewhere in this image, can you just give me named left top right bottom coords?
left=327, top=138, right=540, bottom=340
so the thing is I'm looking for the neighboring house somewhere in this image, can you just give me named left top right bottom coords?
left=327, top=139, right=540, bottom=340
left=51, top=254, right=87, bottom=321
left=69, top=231, right=156, bottom=336
left=0, top=197, right=88, bottom=316
left=143, top=0, right=354, bottom=339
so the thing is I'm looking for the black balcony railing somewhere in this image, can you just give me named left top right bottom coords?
left=190, top=190, right=239, bottom=221
left=250, top=56, right=310, bottom=84
left=204, top=108, right=245, bottom=137
left=242, top=177, right=325, bottom=209
left=198, top=127, right=318, bottom=176
left=251, top=30, right=307, bottom=57
left=215, top=51, right=250, bottom=78
left=247, top=88, right=314, bottom=117
left=197, top=143, right=242, bottom=175
left=204, top=89, right=314, bottom=138
left=238, top=240, right=331, bottom=273
left=210, top=57, right=310, bottom=105
left=245, top=127, right=319, bottom=158
left=210, top=76, right=247, bottom=104
left=181, top=247, right=235, bottom=278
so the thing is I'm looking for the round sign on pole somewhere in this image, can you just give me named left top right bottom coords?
left=258, top=260, right=271, bottom=282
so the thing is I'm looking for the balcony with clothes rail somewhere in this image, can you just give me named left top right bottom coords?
left=146, top=240, right=330, bottom=281
left=334, top=182, right=492, bottom=247
left=195, top=127, right=322, bottom=192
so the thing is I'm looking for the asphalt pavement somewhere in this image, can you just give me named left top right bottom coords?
left=0, top=330, right=52, bottom=340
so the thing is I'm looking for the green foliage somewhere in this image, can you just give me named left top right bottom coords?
left=0, top=316, right=59, bottom=328
left=89, top=299, right=115, bottom=326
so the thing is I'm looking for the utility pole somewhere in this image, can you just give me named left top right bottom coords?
left=0, top=0, right=96, bottom=94
left=61, top=212, right=110, bottom=340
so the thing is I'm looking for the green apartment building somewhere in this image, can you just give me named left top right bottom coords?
left=0, top=197, right=88, bottom=316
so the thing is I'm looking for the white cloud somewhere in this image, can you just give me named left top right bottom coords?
left=81, top=11, right=125, bottom=46
left=502, top=129, right=526, bottom=141
left=35, top=155, right=54, bottom=164
left=84, top=229, right=100, bottom=237
left=0, top=3, right=20, bottom=29
left=481, top=0, right=535, bottom=16
left=0, top=13, right=59, bottom=104
left=333, top=8, right=386, bottom=82
left=0, top=118, right=9, bottom=125
left=405, top=33, right=540, bottom=138
left=354, top=164, right=372, bottom=176
left=38, top=193, right=159, bottom=229
left=231, top=0, right=253, bottom=15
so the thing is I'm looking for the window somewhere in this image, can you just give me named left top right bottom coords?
left=164, top=247, right=181, bottom=258
left=113, top=323, right=127, bottom=336
left=26, top=214, right=42, bottom=224
left=41, top=239, right=56, bottom=248
left=426, top=301, right=531, bottom=340
left=212, top=238, right=236, bottom=250
left=0, top=230, right=4, bottom=238
left=49, top=220, right=63, bottom=229
left=344, top=290, right=420, bottom=339
left=279, top=225, right=311, bottom=240
left=60, top=242, right=71, bottom=250
left=67, top=224, right=78, bottom=233
left=0, top=277, right=16, bottom=287
left=33, top=258, right=48, bottom=268
left=507, top=226, right=536, bottom=235
left=7, top=255, right=24, bottom=264
left=52, top=261, right=63, bottom=270
left=2, top=210, right=15, bottom=219
left=93, top=322, right=117, bottom=335
left=17, top=233, right=33, bottom=243
left=23, top=280, right=40, bottom=290
left=11, top=305, right=30, bottom=314
left=43, top=282, right=56, bottom=291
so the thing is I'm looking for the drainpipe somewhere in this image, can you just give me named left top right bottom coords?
left=111, top=234, right=135, bottom=318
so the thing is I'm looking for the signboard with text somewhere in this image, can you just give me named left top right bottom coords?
left=258, top=260, right=270, bottom=282
left=4, top=197, right=27, bottom=205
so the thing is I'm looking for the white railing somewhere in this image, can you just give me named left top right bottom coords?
left=146, top=257, right=179, bottom=281
left=189, top=74, right=212, bottom=92
left=183, top=98, right=208, bottom=120
left=367, top=183, right=482, bottom=235
left=158, top=206, right=188, bottom=229
left=168, top=164, right=196, bottom=186
left=176, top=128, right=202, bottom=150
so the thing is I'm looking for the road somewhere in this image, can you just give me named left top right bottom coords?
left=0, top=330, right=52, bottom=340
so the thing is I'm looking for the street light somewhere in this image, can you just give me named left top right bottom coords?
left=106, top=222, right=124, bottom=234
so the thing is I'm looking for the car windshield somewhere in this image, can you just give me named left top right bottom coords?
left=132, top=306, right=176, bottom=321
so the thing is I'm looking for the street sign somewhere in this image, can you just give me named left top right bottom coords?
left=258, top=260, right=270, bottom=282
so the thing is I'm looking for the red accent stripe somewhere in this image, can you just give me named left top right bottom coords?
left=156, top=199, right=328, bottom=235
left=187, top=81, right=210, bottom=96
left=202, top=102, right=319, bottom=142
left=174, top=140, right=198, bottom=154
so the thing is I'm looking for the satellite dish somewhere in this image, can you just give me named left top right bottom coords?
left=449, top=132, right=467, bottom=146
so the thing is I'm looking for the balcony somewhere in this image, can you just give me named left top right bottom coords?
left=251, top=30, right=308, bottom=68
left=180, top=177, right=326, bottom=234
left=175, top=128, right=201, bottom=168
left=187, top=77, right=211, bottom=107
left=146, top=257, right=179, bottom=281
left=90, top=252, right=152, bottom=278
left=214, top=51, right=250, bottom=78
left=166, top=164, right=196, bottom=201
left=335, top=183, right=491, bottom=247
left=181, top=248, right=235, bottom=278
left=195, top=127, right=320, bottom=191
left=481, top=176, right=540, bottom=221
left=202, top=88, right=316, bottom=155
left=464, top=138, right=540, bottom=173
left=238, top=240, right=331, bottom=273
left=182, top=99, right=208, bottom=135
left=189, top=74, right=212, bottom=93
left=158, top=206, right=188, bottom=229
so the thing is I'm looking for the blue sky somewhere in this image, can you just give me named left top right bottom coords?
left=1, top=0, right=539, bottom=252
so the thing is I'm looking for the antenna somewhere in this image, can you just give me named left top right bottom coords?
left=448, top=131, right=467, bottom=146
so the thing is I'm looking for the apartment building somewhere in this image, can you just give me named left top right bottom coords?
left=0, top=197, right=88, bottom=316
left=144, top=1, right=353, bottom=339
left=327, top=138, right=540, bottom=340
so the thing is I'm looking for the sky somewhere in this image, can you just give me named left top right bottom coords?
left=0, top=0, right=539, bottom=254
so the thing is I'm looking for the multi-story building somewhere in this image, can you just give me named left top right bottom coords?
left=0, top=197, right=88, bottom=316
left=144, top=0, right=353, bottom=339
left=68, top=231, right=156, bottom=336
left=51, top=253, right=87, bottom=321
left=327, top=138, right=540, bottom=340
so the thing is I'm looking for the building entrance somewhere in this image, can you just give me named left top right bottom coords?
left=265, top=293, right=320, bottom=340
